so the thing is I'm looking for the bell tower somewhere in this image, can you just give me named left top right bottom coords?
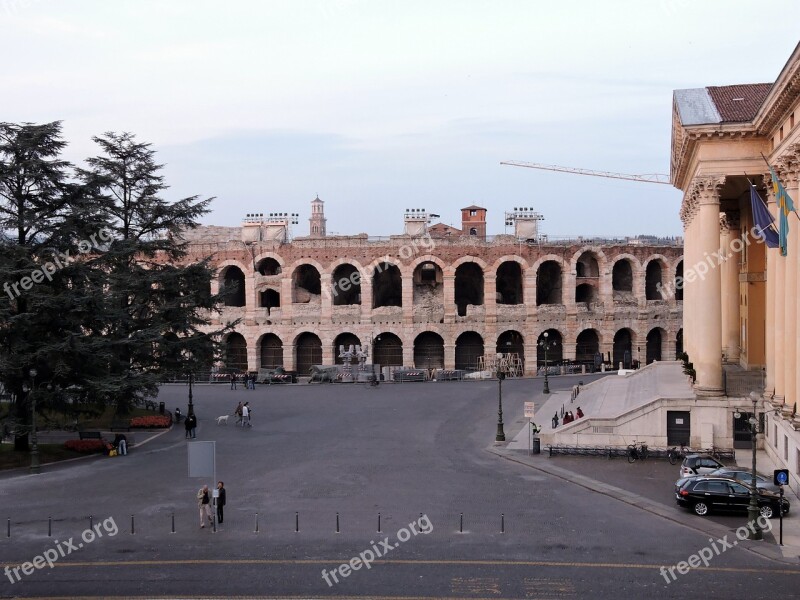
left=309, top=195, right=327, bottom=237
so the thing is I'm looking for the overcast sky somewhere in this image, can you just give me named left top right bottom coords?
left=2, top=0, right=798, bottom=238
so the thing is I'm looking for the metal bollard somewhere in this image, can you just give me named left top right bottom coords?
left=336, top=512, right=340, bottom=534
left=295, top=511, right=299, bottom=533
left=501, top=513, right=505, bottom=534
left=89, top=515, right=93, bottom=530
left=378, top=512, right=381, bottom=533
left=171, top=512, right=175, bottom=534
left=459, top=512, right=463, bottom=533
left=48, top=516, right=52, bottom=537
left=7, top=517, right=10, bottom=538
left=131, top=515, right=135, bottom=535
left=254, top=513, right=259, bottom=534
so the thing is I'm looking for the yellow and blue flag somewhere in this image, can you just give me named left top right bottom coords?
left=769, top=165, right=795, bottom=256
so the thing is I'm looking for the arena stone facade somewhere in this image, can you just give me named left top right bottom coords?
left=183, top=215, right=684, bottom=378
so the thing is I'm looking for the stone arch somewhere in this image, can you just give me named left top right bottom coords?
left=372, top=260, right=403, bottom=308
left=373, top=332, right=404, bottom=368
left=646, top=327, right=667, bottom=364
left=571, top=248, right=603, bottom=278
left=291, top=263, right=322, bottom=303
left=447, top=255, right=489, bottom=275
left=536, top=328, right=563, bottom=366
left=496, top=330, right=524, bottom=368
left=255, top=255, right=283, bottom=276
left=536, top=260, right=563, bottom=305
left=674, top=259, right=684, bottom=302
left=455, top=331, right=484, bottom=371
left=496, top=259, right=525, bottom=305
left=294, top=332, right=322, bottom=374
left=454, top=261, right=484, bottom=316
left=223, top=332, right=248, bottom=372
left=258, top=333, right=284, bottom=369
left=220, top=264, right=247, bottom=307
left=575, top=329, right=601, bottom=365
left=413, top=331, right=444, bottom=369
left=643, top=254, right=670, bottom=300
left=331, top=262, right=363, bottom=306
left=258, top=287, right=281, bottom=310
left=333, top=332, right=362, bottom=364
left=613, top=328, right=637, bottom=368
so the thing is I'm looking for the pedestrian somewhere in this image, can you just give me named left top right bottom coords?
left=241, top=402, right=251, bottom=427
left=216, top=481, right=226, bottom=524
left=174, top=407, right=182, bottom=423
left=250, top=373, right=256, bottom=389
left=552, top=412, right=559, bottom=429
left=576, top=407, right=584, bottom=418
left=197, top=484, right=213, bottom=528
left=186, top=413, right=197, bottom=438
left=230, top=372, right=237, bottom=390
left=234, top=401, right=243, bottom=425
left=184, top=413, right=192, bottom=439
left=113, top=433, right=128, bottom=456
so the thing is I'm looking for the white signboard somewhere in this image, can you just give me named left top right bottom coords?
left=524, top=402, right=536, bottom=418
left=188, top=441, right=216, bottom=478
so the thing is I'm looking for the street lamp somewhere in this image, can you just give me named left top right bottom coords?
left=28, top=368, right=40, bottom=474
left=496, top=370, right=506, bottom=442
left=539, top=332, right=558, bottom=394
left=187, top=371, right=195, bottom=417
left=732, top=392, right=764, bottom=540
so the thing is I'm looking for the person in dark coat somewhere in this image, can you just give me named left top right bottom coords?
left=184, top=413, right=192, bottom=439
left=216, top=481, right=226, bottom=524
left=185, top=413, right=197, bottom=439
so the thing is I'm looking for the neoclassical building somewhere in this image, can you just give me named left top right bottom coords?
left=185, top=203, right=683, bottom=377
left=671, top=42, right=800, bottom=492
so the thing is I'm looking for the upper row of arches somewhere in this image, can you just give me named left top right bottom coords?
left=220, top=251, right=684, bottom=311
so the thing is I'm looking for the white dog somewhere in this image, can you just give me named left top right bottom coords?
left=215, top=415, right=229, bottom=425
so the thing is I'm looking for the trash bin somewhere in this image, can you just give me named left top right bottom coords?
left=532, top=437, right=541, bottom=455
left=159, top=401, right=165, bottom=414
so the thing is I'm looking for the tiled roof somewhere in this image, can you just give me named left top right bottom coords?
left=461, top=205, right=486, bottom=211
left=706, top=83, right=772, bottom=123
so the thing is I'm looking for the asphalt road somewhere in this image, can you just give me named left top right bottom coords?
left=0, top=373, right=798, bottom=599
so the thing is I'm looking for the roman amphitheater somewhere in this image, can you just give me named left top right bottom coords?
left=183, top=199, right=684, bottom=378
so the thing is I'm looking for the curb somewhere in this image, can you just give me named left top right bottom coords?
left=487, top=445, right=800, bottom=566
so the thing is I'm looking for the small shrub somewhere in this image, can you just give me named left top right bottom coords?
left=129, top=415, right=172, bottom=428
left=64, top=439, right=105, bottom=453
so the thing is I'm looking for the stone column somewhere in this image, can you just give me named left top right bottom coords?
left=484, top=273, right=497, bottom=325
left=720, top=212, right=740, bottom=363
left=360, top=267, right=373, bottom=325
left=679, top=191, right=697, bottom=362
left=444, top=343, right=456, bottom=370
left=786, top=156, right=800, bottom=416
left=442, top=274, right=456, bottom=323
left=764, top=191, right=777, bottom=399
left=771, top=173, right=786, bottom=405
left=692, top=176, right=724, bottom=395
left=320, top=271, right=333, bottom=323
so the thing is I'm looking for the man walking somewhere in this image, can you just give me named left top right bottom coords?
left=216, top=481, right=226, bottom=524
left=186, top=413, right=197, bottom=438
left=197, top=485, right=212, bottom=528
left=241, top=402, right=250, bottom=427
left=230, top=372, right=237, bottom=390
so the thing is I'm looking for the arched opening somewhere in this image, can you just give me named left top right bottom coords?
left=496, top=261, right=523, bottom=305
left=645, top=260, right=664, bottom=300
left=256, top=257, right=281, bottom=276
left=575, top=251, right=600, bottom=278
left=613, top=328, right=634, bottom=369
left=575, top=329, right=600, bottom=365
left=259, top=334, right=283, bottom=369
left=224, top=332, right=248, bottom=372
left=222, top=266, right=246, bottom=307
left=295, top=332, right=322, bottom=374
left=413, top=332, right=444, bottom=369
left=333, top=332, right=362, bottom=364
left=455, top=332, right=484, bottom=371
left=536, top=261, right=562, bottom=305
left=292, top=265, right=321, bottom=303
left=612, top=259, right=633, bottom=298
left=537, top=329, right=563, bottom=366
left=469, top=227, right=478, bottom=236
left=373, top=333, right=403, bottom=367
left=413, top=261, right=443, bottom=312
left=575, top=283, right=595, bottom=304
left=259, top=288, right=280, bottom=310
left=675, top=260, right=683, bottom=301
left=676, top=328, right=684, bottom=358
left=332, top=264, right=361, bottom=306
left=372, top=262, right=402, bottom=308
left=455, top=262, right=484, bottom=316
left=646, top=328, right=664, bottom=364
left=496, top=330, right=524, bottom=369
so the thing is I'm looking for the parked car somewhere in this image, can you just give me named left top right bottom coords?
left=709, top=468, right=780, bottom=493
left=679, top=454, right=725, bottom=478
left=676, top=476, right=790, bottom=518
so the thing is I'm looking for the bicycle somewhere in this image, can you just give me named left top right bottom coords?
left=627, top=440, right=649, bottom=463
left=668, top=442, right=689, bottom=465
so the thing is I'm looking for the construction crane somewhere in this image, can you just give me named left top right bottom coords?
left=500, top=160, right=671, bottom=185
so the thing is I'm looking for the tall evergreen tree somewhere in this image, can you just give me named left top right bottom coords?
left=0, top=121, right=102, bottom=449
left=81, top=132, right=229, bottom=411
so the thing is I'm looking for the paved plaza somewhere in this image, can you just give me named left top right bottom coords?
left=0, top=374, right=799, bottom=599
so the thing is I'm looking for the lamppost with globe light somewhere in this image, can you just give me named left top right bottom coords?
left=539, top=332, right=558, bottom=394
left=496, top=369, right=506, bottom=442
left=733, top=392, right=765, bottom=540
